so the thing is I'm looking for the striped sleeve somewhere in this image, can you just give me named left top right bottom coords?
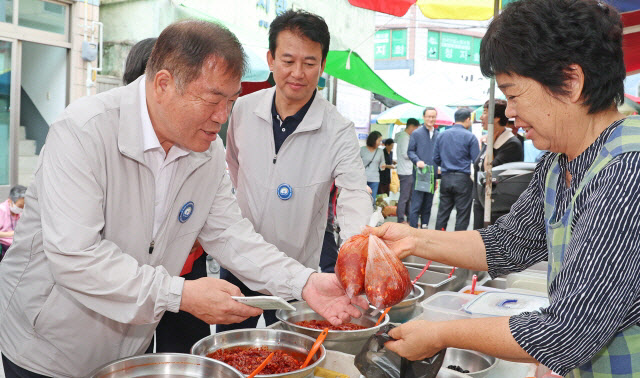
left=478, top=154, right=551, bottom=278
left=508, top=153, right=640, bottom=375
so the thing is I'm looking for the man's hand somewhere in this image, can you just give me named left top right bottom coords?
left=416, top=161, right=426, bottom=169
left=385, top=320, right=444, bottom=360
left=302, top=273, right=369, bottom=326
left=362, top=223, right=418, bottom=260
left=180, top=277, right=263, bottom=325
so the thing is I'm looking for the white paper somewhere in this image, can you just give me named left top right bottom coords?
left=231, top=296, right=296, bottom=311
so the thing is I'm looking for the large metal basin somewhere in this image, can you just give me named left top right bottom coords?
left=406, top=267, right=460, bottom=299
left=88, top=353, right=244, bottom=378
left=191, top=329, right=324, bottom=378
left=442, top=348, right=497, bottom=378
left=275, top=301, right=389, bottom=355
left=388, top=285, right=424, bottom=323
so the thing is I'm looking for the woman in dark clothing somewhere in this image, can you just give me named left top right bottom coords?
left=473, top=99, right=524, bottom=228
left=378, top=138, right=395, bottom=195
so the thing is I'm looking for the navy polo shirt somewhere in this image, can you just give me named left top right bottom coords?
left=271, top=90, right=316, bottom=154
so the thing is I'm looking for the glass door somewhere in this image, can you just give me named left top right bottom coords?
left=0, top=39, right=12, bottom=186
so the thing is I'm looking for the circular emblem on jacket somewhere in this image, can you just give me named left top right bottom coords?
left=277, top=184, right=293, bottom=200
left=178, top=201, right=194, bottom=223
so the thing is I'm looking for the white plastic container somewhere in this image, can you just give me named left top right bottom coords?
left=506, top=271, right=548, bottom=294
left=419, top=291, right=475, bottom=321
left=463, top=292, right=549, bottom=317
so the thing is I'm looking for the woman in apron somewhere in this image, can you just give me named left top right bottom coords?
left=365, top=0, right=640, bottom=376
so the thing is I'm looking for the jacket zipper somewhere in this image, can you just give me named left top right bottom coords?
left=273, top=154, right=277, bottom=164
left=148, top=240, right=155, bottom=254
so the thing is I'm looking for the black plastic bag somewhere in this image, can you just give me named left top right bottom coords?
left=355, top=324, right=446, bottom=378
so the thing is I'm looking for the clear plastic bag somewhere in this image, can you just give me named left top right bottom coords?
left=335, top=234, right=368, bottom=298
left=365, top=235, right=412, bottom=309
left=355, top=324, right=446, bottom=378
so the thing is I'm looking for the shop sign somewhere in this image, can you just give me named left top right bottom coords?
left=374, top=30, right=391, bottom=59
left=257, top=0, right=288, bottom=29
left=427, top=30, right=439, bottom=60
left=428, top=31, right=482, bottom=66
left=391, top=29, right=407, bottom=58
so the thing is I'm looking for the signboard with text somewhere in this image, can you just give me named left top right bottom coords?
left=427, top=31, right=482, bottom=66
left=391, top=29, right=407, bottom=58
left=374, top=30, right=391, bottom=59
left=427, top=30, right=439, bottom=60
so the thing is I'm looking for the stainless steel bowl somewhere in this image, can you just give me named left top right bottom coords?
left=442, top=348, right=497, bottom=378
left=388, top=285, right=424, bottom=323
left=88, top=353, right=244, bottom=378
left=191, top=329, right=324, bottom=378
left=275, top=301, right=389, bottom=355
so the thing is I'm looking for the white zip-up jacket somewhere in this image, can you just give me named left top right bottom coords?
left=226, top=87, right=372, bottom=269
left=0, top=78, right=314, bottom=377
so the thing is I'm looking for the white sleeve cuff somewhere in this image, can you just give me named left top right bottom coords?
left=290, top=268, right=315, bottom=300
left=167, top=276, right=185, bottom=313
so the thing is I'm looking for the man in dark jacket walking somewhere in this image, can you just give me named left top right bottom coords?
left=407, top=107, right=439, bottom=228
left=434, top=108, right=479, bottom=231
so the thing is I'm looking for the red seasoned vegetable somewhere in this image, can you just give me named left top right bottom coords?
left=208, top=346, right=303, bottom=374
left=335, top=234, right=368, bottom=297
left=296, top=320, right=368, bottom=331
left=365, top=235, right=412, bottom=309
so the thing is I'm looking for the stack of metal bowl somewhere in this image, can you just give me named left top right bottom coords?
left=191, top=328, right=325, bottom=378
left=275, top=301, right=389, bottom=355
left=88, top=353, right=244, bottom=378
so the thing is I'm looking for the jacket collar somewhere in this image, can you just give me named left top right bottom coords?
left=494, top=128, right=514, bottom=149
left=117, top=77, right=212, bottom=167
left=118, top=76, right=146, bottom=164
left=254, top=86, right=324, bottom=133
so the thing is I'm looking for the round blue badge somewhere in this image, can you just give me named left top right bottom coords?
left=178, top=201, right=194, bottom=223
left=277, top=184, right=293, bottom=200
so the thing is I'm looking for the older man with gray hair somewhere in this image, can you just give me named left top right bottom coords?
left=0, top=20, right=366, bottom=377
left=0, top=185, right=26, bottom=257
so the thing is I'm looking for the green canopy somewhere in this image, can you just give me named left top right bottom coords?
left=324, top=50, right=415, bottom=105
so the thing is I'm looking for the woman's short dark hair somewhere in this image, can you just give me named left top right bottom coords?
left=269, top=10, right=330, bottom=62
left=123, top=38, right=156, bottom=85
left=480, top=0, right=625, bottom=114
left=366, top=131, right=382, bottom=148
left=484, top=99, right=509, bottom=126
left=146, top=20, right=246, bottom=92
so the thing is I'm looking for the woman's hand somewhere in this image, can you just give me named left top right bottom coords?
left=362, top=223, right=418, bottom=260
left=385, top=320, right=444, bottom=360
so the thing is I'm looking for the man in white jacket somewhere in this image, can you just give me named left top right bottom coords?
left=222, top=10, right=372, bottom=332
left=394, top=118, right=420, bottom=224
left=0, top=20, right=366, bottom=378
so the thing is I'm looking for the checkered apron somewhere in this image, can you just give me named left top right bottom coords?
left=544, top=116, right=640, bottom=377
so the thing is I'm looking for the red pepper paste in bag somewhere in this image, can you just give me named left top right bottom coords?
left=335, top=234, right=368, bottom=297
left=365, top=235, right=412, bottom=309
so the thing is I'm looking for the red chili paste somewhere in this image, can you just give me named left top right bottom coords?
left=207, top=346, right=303, bottom=374
left=296, top=319, right=367, bottom=331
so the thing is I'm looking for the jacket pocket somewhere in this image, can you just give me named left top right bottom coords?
left=33, top=285, right=128, bottom=376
